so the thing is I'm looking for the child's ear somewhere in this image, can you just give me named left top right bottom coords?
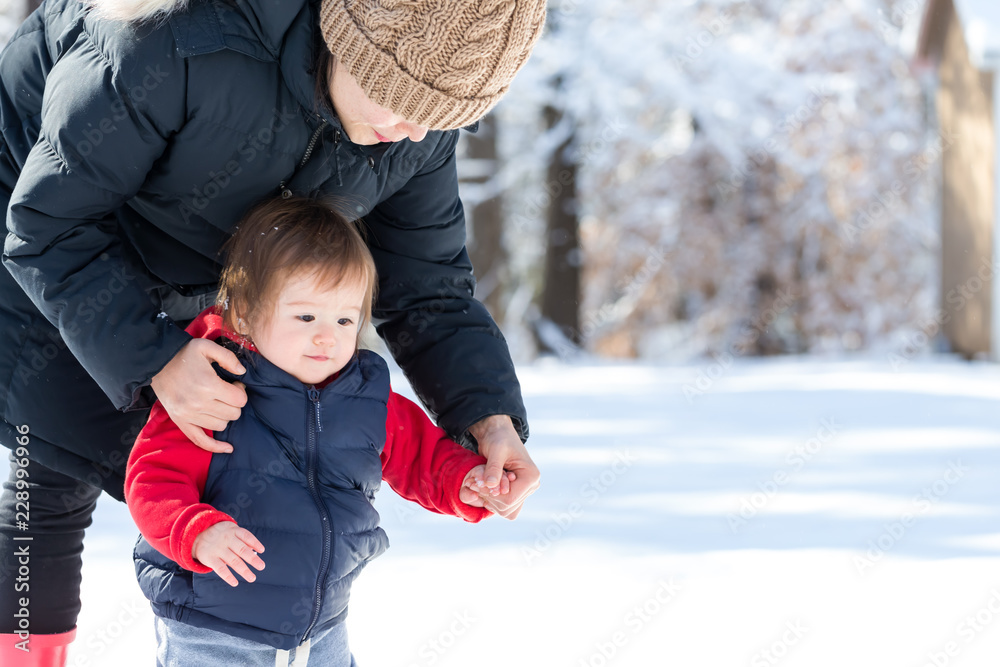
left=225, top=302, right=253, bottom=342
left=357, top=319, right=380, bottom=352
left=230, top=304, right=249, bottom=336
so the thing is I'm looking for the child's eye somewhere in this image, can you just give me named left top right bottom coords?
left=338, top=318, right=353, bottom=326
left=298, top=315, right=315, bottom=323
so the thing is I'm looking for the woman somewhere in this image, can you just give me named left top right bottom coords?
left=0, top=0, right=545, bottom=662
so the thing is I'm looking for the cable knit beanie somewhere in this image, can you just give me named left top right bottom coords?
left=319, top=0, right=547, bottom=130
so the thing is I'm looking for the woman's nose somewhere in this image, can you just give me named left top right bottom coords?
left=400, top=121, right=428, bottom=143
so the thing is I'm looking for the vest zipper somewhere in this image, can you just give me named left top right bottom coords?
left=302, top=387, right=332, bottom=642
left=279, top=116, right=329, bottom=199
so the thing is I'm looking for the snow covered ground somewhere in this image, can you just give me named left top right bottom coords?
left=68, top=357, right=1000, bottom=667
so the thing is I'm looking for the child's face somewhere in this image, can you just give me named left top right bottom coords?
left=249, top=271, right=366, bottom=385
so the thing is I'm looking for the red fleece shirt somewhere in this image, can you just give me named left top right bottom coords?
left=125, top=308, right=491, bottom=574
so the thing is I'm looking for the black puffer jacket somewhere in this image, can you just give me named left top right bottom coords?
left=0, top=0, right=527, bottom=498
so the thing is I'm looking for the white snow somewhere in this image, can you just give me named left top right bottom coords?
left=954, top=0, right=1000, bottom=66
left=68, top=357, right=1000, bottom=666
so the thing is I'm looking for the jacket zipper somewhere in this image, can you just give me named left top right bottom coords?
left=279, top=115, right=329, bottom=199
left=302, top=387, right=332, bottom=642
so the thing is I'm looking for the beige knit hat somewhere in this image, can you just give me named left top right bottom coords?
left=320, top=0, right=547, bottom=131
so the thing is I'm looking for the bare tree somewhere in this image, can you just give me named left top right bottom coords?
left=536, top=97, right=581, bottom=353
left=463, top=113, right=508, bottom=322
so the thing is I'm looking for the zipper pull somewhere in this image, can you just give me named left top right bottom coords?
left=279, top=183, right=292, bottom=199
left=308, top=388, right=322, bottom=432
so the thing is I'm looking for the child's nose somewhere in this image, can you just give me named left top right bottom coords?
left=314, top=326, right=336, bottom=345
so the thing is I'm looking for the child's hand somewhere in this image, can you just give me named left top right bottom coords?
left=460, top=464, right=517, bottom=507
left=192, top=521, right=266, bottom=587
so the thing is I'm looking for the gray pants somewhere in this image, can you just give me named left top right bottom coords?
left=154, top=617, right=357, bottom=667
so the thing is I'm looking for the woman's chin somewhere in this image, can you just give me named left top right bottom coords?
left=338, top=124, right=374, bottom=145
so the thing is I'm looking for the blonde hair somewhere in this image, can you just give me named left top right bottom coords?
left=216, top=197, right=377, bottom=347
left=88, top=0, right=188, bottom=23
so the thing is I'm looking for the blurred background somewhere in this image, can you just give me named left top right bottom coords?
left=0, top=0, right=987, bottom=365
left=450, top=0, right=994, bottom=367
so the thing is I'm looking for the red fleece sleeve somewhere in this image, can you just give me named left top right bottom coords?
left=125, top=402, right=235, bottom=573
left=381, top=391, right=492, bottom=523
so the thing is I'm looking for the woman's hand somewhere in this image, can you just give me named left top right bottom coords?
left=151, top=338, right=247, bottom=453
left=468, top=415, right=541, bottom=520
left=192, top=521, right=265, bottom=587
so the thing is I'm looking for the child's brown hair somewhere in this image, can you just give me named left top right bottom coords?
left=216, top=196, right=377, bottom=345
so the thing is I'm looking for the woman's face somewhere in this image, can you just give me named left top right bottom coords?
left=327, top=58, right=429, bottom=145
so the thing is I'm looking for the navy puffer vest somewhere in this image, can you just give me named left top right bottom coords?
left=133, top=346, right=390, bottom=649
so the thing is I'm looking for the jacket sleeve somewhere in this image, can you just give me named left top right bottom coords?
left=366, top=129, right=528, bottom=451
left=1, top=21, right=192, bottom=411
left=381, top=389, right=493, bottom=523
left=125, top=401, right=234, bottom=573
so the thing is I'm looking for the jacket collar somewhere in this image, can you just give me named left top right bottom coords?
left=213, top=335, right=386, bottom=442
left=276, top=0, right=337, bottom=124
left=230, top=0, right=304, bottom=59
left=169, top=0, right=307, bottom=60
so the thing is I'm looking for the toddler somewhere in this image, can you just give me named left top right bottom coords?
left=126, top=197, right=511, bottom=666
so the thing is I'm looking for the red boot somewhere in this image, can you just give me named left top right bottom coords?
left=0, top=629, right=75, bottom=666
